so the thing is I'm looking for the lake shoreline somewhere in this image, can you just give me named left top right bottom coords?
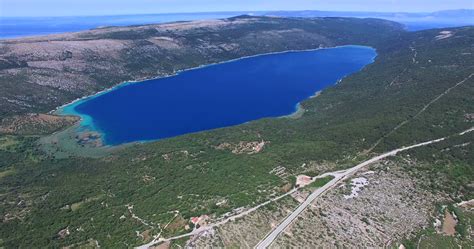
left=53, top=45, right=372, bottom=115
left=50, top=45, right=375, bottom=150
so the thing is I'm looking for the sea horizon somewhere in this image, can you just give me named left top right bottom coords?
left=1, top=9, right=472, bottom=38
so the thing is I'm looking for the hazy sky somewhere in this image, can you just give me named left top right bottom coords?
left=1, top=0, right=473, bottom=17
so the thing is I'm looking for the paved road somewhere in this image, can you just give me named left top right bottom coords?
left=137, top=127, right=472, bottom=249
left=254, top=130, right=473, bottom=248
left=255, top=174, right=343, bottom=249
left=137, top=183, right=301, bottom=249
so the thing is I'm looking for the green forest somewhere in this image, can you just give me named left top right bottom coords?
left=0, top=17, right=473, bottom=248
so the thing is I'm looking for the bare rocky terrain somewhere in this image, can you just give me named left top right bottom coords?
left=272, top=159, right=445, bottom=248
left=176, top=150, right=471, bottom=248
left=183, top=196, right=300, bottom=248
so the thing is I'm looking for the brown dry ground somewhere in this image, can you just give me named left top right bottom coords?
left=183, top=157, right=450, bottom=248
left=441, top=209, right=457, bottom=236
left=271, top=159, right=446, bottom=248
left=0, top=113, right=78, bottom=135
left=187, top=196, right=299, bottom=248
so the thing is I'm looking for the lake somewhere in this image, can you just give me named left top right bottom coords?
left=59, top=46, right=377, bottom=145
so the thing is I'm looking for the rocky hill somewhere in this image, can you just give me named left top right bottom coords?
left=0, top=16, right=472, bottom=248
left=0, top=16, right=402, bottom=118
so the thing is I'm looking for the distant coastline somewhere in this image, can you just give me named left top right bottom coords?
left=2, top=9, right=473, bottom=39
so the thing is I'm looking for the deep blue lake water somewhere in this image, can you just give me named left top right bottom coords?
left=60, top=46, right=376, bottom=145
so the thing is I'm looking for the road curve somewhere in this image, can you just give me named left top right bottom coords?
left=255, top=129, right=472, bottom=248
left=137, top=127, right=472, bottom=249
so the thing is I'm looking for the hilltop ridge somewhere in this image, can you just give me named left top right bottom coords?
left=0, top=16, right=402, bottom=118
left=0, top=16, right=473, bottom=248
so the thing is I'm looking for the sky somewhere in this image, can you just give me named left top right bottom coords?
left=1, top=0, right=473, bottom=17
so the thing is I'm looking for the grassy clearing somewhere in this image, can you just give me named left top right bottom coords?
left=307, top=176, right=335, bottom=189
left=0, top=136, right=20, bottom=150
left=70, top=194, right=105, bottom=212
left=0, top=168, right=15, bottom=179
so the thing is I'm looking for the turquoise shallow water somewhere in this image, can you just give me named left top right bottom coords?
left=59, top=46, right=377, bottom=145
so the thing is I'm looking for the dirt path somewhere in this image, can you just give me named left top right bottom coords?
left=136, top=172, right=341, bottom=249
left=368, top=72, right=473, bottom=153
left=135, top=67, right=474, bottom=246
left=254, top=127, right=473, bottom=249
left=410, top=46, right=418, bottom=64
left=137, top=127, right=472, bottom=249
left=386, top=44, right=417, bottom=88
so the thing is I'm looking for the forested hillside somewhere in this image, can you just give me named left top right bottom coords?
left=0, top=17, right=472, bottom=248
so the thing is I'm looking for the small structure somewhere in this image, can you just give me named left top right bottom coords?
left=190, top=215, right=210, bottom=227
left=296, top=175, right=312, bottom=187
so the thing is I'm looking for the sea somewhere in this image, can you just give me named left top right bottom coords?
left=1, top=11, right=471, bottom=39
